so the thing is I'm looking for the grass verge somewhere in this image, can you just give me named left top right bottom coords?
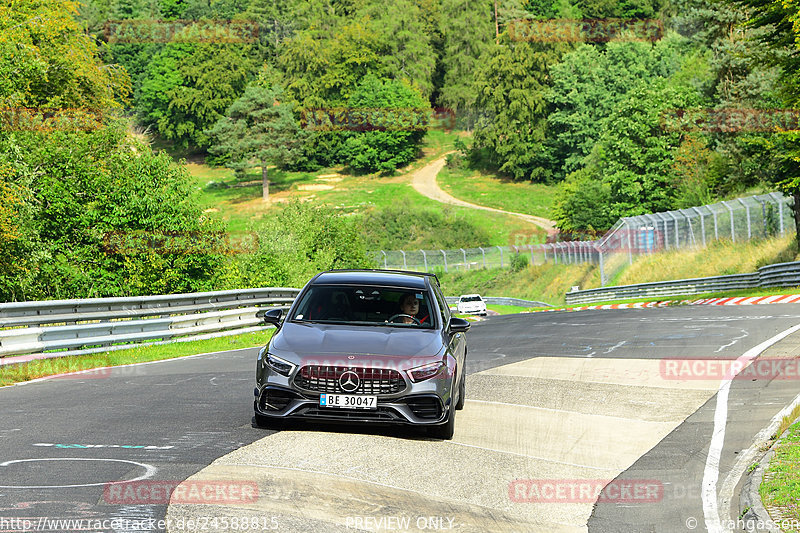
left=0, top=330, right=274, bottom=387
left=760, top=420, right=800, bottom=530
left=437, top=165, right=557, bottom=221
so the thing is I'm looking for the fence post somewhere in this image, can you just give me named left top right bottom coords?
left=667, top=211, right=680, bottom=248
left=460, top=248, right=467, bottom=270
left=598, top=248, right=605, bottom=287
left=691, top=207, right=706, bottom=246
left=738, top=198, right=751, bottom=239
left=658, top=213, right=669, bottom=248
left=400, top=250, right=407, bottom=269
left=529, top=244, right=534, bottom=264
left=553, top=243, right=558, bottom=264
left=754, top=197, right=767, bottom=238
left=626, top=220, right=633, bottom=264
left=712, top=205, right=719, bottom=240
left=420, top=250, right=427, bottom=271
left=497, top=246, right=504, bottom=268
left=543, top=244, right=548, bottom=263
left=441, top=250, right=448, bottom=272
left=722, top=201, right=735, bottom=242
left=479, top=247, right=486, bottom=268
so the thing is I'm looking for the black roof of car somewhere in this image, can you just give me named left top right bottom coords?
left=312, top=269, right=437, bottom=289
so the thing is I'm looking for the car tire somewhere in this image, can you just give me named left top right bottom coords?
left=429, top=406, right=456, bottom=440
left=455, top=374, right=465, bottom=410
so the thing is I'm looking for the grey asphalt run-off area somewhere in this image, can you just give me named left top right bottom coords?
left=2, top=305, right=800, bottom=532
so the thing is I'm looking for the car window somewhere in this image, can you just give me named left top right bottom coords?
left=289, top=285, right=435, bottom=328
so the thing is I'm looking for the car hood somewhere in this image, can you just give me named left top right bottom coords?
left=273, top=322, right=443, bottom=358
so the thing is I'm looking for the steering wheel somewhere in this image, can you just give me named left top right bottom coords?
left=388, top=314, right=421, bottom=325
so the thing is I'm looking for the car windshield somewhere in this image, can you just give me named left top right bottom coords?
left=461, top=296, right=482, bottom=302
left=290, top=285, right=435, bottom=328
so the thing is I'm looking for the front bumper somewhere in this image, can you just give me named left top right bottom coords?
left=254, top=386, right=452, bottom=426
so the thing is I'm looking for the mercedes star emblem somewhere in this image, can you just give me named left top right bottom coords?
left=338, top=370, right=360, bottom=392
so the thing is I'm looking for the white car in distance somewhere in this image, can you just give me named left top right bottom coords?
left=457, top=294, right=487, bottom=316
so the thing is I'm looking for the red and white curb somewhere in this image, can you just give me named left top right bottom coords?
left=532, top=294, right=800, bottom=313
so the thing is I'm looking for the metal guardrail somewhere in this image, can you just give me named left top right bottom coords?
left=565, top=261, right=800, bottom=305
left=0, top=288, right=300, bottom=361
left=445, top=296, right=550, bottom=308
left=0, top=288, right=552, bottom=363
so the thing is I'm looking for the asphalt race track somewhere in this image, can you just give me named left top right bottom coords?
left=2, top=305, right=800, bottom=532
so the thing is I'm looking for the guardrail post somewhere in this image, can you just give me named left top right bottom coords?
left=722, top=201, right=735, bottom=242
left=738, top=198, right=751, bottom=239
left=420, top=250, right=427, bottom=271
left=479, top=247, right=485, bottom=268
left=381, top=250, right=387, bottom=269
left=460, top=248, right=467, bottom=270
left=497, top=245, right=504, bottom=268
left=441, top=250, right=448, bottom=272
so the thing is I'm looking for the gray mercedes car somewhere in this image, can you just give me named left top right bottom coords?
left=254, top=269, right=470, bottom=439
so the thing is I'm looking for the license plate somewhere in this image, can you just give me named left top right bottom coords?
left=319, top=394, right=377, bottom=410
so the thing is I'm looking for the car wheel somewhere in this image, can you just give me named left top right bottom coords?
left=429, top=406, right=456, bottom=440
left=455, top=374, right=465, bottom=410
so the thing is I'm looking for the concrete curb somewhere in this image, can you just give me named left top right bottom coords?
left=740, top=446, right=782, bottom=533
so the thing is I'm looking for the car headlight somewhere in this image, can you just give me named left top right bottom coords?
left=266, top=353, right=296, bottom=376
left=408, top=361, right=445, bottom=382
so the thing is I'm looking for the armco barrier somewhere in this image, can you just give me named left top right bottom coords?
left=0, top=289, right=548, bottom=362
left=0, top=288, right=299, bottom=361
left=446, top=296, right=550, bottom=308
left=565, top=261, right=800, bottom=305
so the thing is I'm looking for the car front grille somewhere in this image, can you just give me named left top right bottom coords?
left=294, top=365, right=406, bottom=394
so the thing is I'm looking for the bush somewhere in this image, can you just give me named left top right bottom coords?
left=510, top=252, right=529, bottom=272
left=358, top=199, right=493, bottom=250
left=218, top=201, right=375, bottom=289
left=0, top=121, right=222, bottom=301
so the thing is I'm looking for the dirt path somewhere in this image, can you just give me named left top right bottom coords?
left=410, top=155, right=557, bottom=233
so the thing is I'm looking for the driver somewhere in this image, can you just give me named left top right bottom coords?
left=397, top=293, right=429, bottom=325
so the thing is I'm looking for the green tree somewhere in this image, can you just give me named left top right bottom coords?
left=358, top=0, right=439, bottom=99
left=0, top=0, right=129, bottom=108
left=137, top=35, right=253, bottom=149
left=0, top=122, right=222, bottom=300
left=339, top=75, right=430, bottom=173
left=207, top=84, right=306, bottom=201
left=470, top=33, right=568, bottom=181
left=438, top=0, right=494, bottom=113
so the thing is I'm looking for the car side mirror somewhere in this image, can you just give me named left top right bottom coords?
left=257, top=308, right=283, bottom=326
left=448, top=316, right=470, bottom=333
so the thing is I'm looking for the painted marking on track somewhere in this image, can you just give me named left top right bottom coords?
left=702, top=323, right=800, bottom=533
left=33, top=443, right=174, bottom=449
left=0, top=458, right=157, bottom=489
left=603, top=341, right=626, bottom=354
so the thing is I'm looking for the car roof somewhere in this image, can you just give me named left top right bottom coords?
left=460, top=294, right=481, bottom=298
left=312, top=269, right=435, bottom=290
